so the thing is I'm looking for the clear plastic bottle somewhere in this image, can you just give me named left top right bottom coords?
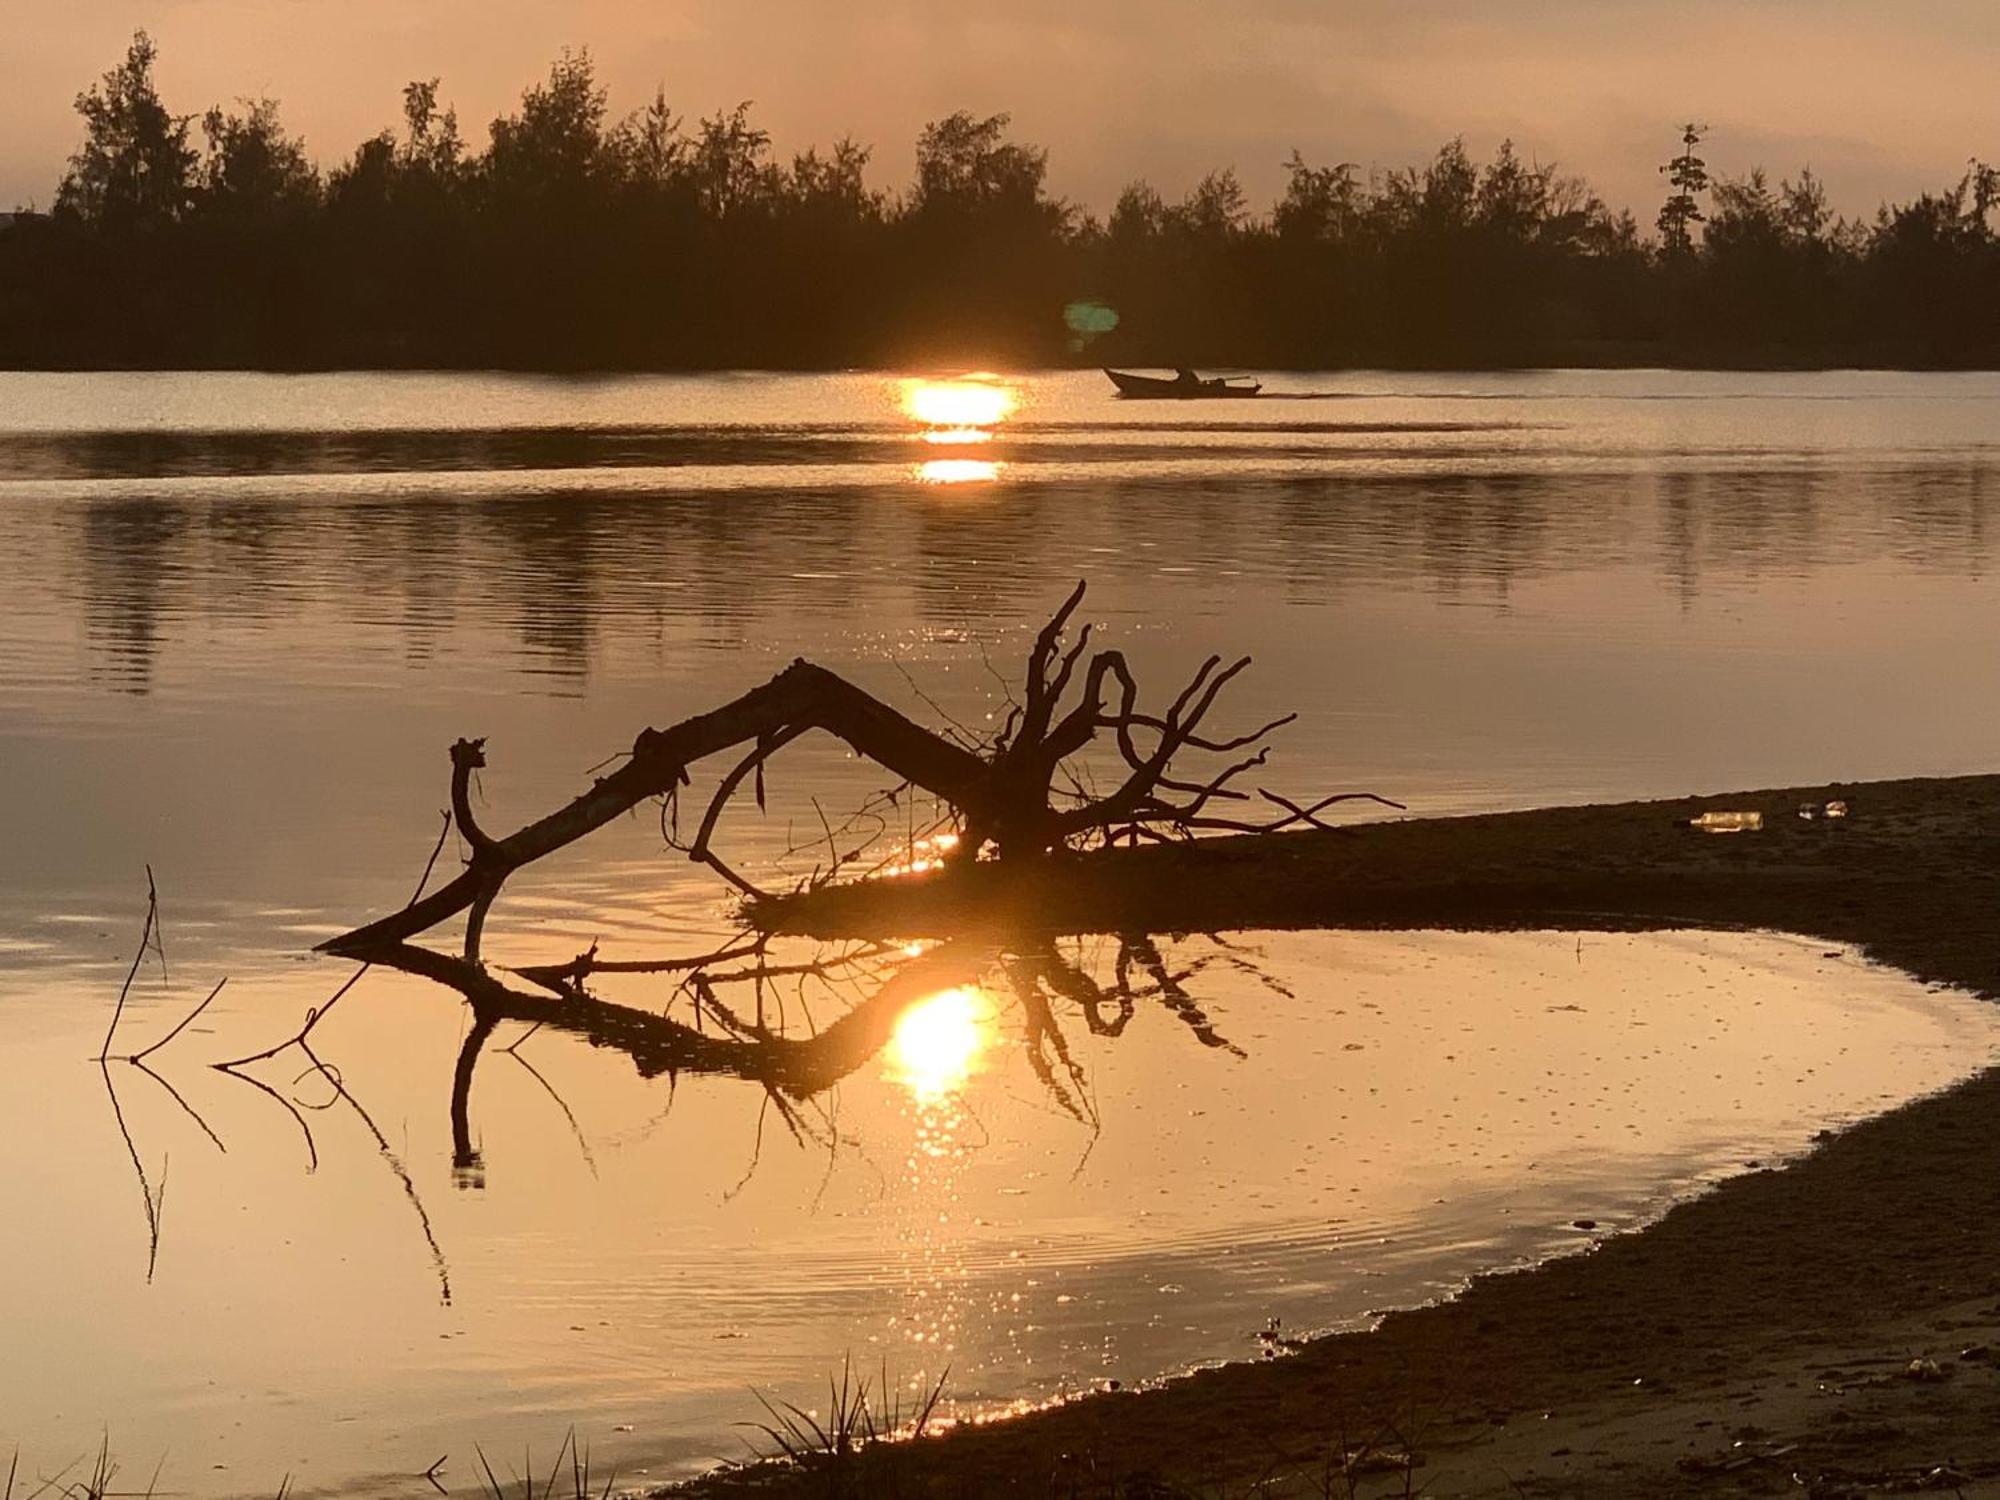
left=1684, top=810, right=1764, bottom=833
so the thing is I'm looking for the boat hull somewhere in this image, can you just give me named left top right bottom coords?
left=1104, top=369, right=1262, bottom=399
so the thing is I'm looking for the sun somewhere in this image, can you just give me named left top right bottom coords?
left=901, top=377, right=1017, bottom=430
left=885, top=986, right=993, bottom=1101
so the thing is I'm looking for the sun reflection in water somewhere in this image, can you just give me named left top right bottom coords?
left=885, top=985, right=993, bottom=1102
left=885, top=983, right=997, bottom=1373
left=902, top=375, right=1016, bottom=486
left=915, top=458, right=1002, bottom=485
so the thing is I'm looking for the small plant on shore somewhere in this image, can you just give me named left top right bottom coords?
left=739, top=1355, right=951, bottom=1474
left=473, top=1428, right=617, bottom=1500
left=1, top=1441, right=300, bottom=1500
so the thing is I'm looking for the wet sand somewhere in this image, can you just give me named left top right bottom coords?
left=689, top=772, right=2000, bottom=1496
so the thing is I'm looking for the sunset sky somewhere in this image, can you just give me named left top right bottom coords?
left=6, top=0, right=1998, bottom=224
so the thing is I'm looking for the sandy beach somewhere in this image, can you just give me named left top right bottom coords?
left=684, top=772, right=2000, bottom=1496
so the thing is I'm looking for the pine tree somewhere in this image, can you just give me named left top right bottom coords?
left=1658, top=122, right=1710, bottom=256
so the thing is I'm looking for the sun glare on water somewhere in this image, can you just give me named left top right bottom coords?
left=901, top=377, right=1017, bottom=484
left=916, top=458, right=1001, bottom=485
left=885, top=986, right=993, bottom=1101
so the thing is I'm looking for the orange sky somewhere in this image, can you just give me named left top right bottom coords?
left=6, top=0, right=1998, bottom=224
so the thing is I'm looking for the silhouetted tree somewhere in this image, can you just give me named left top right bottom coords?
left=11, top=35, right=2000, bottom=370
left=197, top=100, right=319, bottom=216
left=1274, top=153, right=1362, bottom=243
left=56, top=32, right=196, bottom=232
left=323, top=78, right=474, bottom=361
left=611, top=88, right=688, bottom=188
left=1857, top=161, right=2000, bottom=363
left=484, top=50, right=611, bottom=208
left=892, top=111, right=1075, bottom=361
left=1658, top=122, right=1710, bottom=257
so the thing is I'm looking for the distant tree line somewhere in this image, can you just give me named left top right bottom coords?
left=5, top=33, right=2000, bottom=369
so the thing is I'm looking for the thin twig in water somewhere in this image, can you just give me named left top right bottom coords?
left=410, top=809, right=453, bottom=906
left=215, top=1065, right=318, bottom=1171
left=211, top=965, right=369, bottom=1072
left=101, top=1060, right=166, bottom=1281
left=99, top=1063, right=165, bottom=1281
left=295, top=1037, right=453, bottom=1303
left=125, top=976, right=226, bottom=1064
left=126, top=1059, right=226, bottom=1154
left=99, top=868, right=161, bottom=1062
left=505, top=1049, right=598, bottom=1178
left=94, top=880, right=229, bottom=1239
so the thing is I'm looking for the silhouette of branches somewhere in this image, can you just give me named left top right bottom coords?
left=320, top=582, right=1386, bottom=961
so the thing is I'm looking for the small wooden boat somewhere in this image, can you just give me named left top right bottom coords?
left=1104, top=368, right=1263, bottom=400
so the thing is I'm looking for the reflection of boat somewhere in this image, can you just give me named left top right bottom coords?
left=1104, top=368, right=1262, bottom=400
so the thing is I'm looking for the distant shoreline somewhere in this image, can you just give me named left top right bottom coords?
left=20, top=42, right=2000, bottom=375
left=694, top=772, right=2000, bottom=1496
left=10, top=355, right=2000, bottom=376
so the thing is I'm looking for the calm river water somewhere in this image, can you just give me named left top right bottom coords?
left=2, top=369, right=1998, bottom=1492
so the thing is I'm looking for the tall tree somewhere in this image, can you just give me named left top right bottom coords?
left=1274, top=153, right=1361, bottom=243
left=1657, top=122, right=1710, bottom=256
left=912, top=111, right=1050, bottom=217
left=485, top=50, right=609, bottom=207
left=688, top=102, right=778, bottom=219
left=55, top=31, right=197, bottom=232
left=197, top=99, right=319, bottom=217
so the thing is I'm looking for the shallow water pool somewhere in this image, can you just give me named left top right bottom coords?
left=2, top=924, right=1995, bottom=1492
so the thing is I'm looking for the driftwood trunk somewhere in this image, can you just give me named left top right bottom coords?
left=321, top=583, right=1393, bottom=965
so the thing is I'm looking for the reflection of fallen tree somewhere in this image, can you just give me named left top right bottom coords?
left=358, top=927, right=1265, bottom=1180
left=318, top=581, right=1396, bottom=963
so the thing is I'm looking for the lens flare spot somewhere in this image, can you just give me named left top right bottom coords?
left=886, top=987, right=992, bottom=1101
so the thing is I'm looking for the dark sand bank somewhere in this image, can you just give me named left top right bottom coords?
left=689, top=774, right=2000, bottom=1496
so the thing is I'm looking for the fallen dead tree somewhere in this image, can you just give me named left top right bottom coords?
left=320, top=581, right=1399, bottom=965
